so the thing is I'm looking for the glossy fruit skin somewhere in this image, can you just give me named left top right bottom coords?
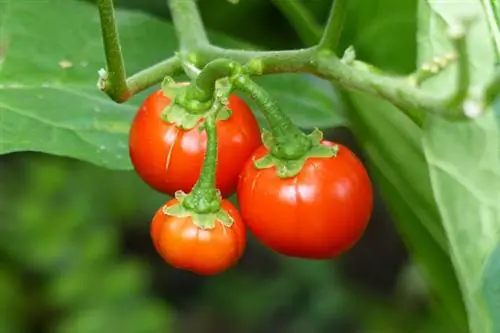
left=129, top=89, right=261, bottom=197
left=150, top=199, right=246, bottom=275
left=237, top=141, right=373, bottom=259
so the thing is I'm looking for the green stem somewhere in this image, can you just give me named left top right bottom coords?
left=485, top=72, right=500, bottom=106
left=182, top=112, right=221, bottom=213
left=97, top=0, right=465, bottom=121
left=168, top=0, right=210, bottom=51
left=126, top=56, right=182, bottom=96
left=97, top=0, right=129, bottom=102
left=202, top=46, right=446, bottom=113
left=448, top=27, right=470, bottom=107
left=233, top=75, right=312, bottom=160
left=200, top=45, right=318, bottom=73
left=318, top=0, right=348, bottom=51
left=271, top=0, right=322, bottom=46
left=193, top=114, right=217, bottom=191
left=185, top=59, right=240, bottom=102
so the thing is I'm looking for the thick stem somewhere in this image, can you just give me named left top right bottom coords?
left=168, top=0, right=209, bottom=51
left=97, top=40, right=451, bottom=120
left=271, top=0, right=322, bottom=46
left=200, top=45, right=318, bottom=73
left=233, top=75, right=312, bottom=160
left=97, top=0, right=463, bottom=121
left=185, top=59, right=240, bottom=102
left=318, top=0, right=348, bottom=51
left=97, top=0, right=129, bottom=102
left=182, top=113, right=221, bottom=213
left=315, top=54, right=448, bottom=115
left=200, top=46, right=448, bottom=114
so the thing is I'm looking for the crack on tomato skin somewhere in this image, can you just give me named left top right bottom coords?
left=164, top=125, right=181, bottom=190
left=246, top=167, right=265, bottom=234
left=249, top=167, right=264, bottom=195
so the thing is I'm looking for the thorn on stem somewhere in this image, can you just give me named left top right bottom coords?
left=97, top=68, right=108, bottom=90
left=447, top=24, right=466, bottom=39
left=341, top=45, right=356, bottom=65
left=447, top=11, right=477, bottom=40
left=463, top=99, right=483, bottom=118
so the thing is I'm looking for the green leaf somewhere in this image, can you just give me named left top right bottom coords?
left=341, top=0, right=418, bottom=73
left=422, top=113, right=500, bottom=333
left=483, top=244, right=500, bottom=333
left=0, top=0, right=344, bottom=170
left=346, top=92, right=467, bottom=329
left=0, top=0, right=168, bottom=170
left=417, top=2, right=500, bottom=332
left=341, top=0, right=466, bottom=327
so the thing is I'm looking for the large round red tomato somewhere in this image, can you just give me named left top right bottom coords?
left=129, top=89, right=261, bottom=197
left=237, top=141, right=373, bottom=259
left=150, top=199, right=246, bottom=275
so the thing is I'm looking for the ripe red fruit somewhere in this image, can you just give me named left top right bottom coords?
left=237, top=141, right=373, bottom=259
left=150, top=199, right=246, bottom=275
left=129, top=89, right=261, bottom=197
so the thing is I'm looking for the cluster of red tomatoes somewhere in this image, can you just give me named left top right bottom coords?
left=128, top=88, right=373, bottom=275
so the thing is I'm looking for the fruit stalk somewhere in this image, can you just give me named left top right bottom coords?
left=181, top=107, right=222, bottom=213
left=184, top=59, right=239, bottom=103
left=232, top=75, right=312, bottom=160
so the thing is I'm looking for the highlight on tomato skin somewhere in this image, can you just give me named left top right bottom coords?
left=150, top=199, right=247, bottom=276
left=236, top=141, right=373, bottom=260
left=128, top=88, right=261, bottom=198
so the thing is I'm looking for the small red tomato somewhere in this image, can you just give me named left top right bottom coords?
left=129, top=89, right=261, bottom=197
left=237, top=142, right=373, bottom=259
left=150, top=199, right=246, bottom=275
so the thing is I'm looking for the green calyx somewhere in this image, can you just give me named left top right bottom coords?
left=163, top=191, right=234, bottom=230
left=160, top=58, right=264, bottom=130
left=254, top=128, right=339, bottom=178
left=160, top=77, right=232, bottom=130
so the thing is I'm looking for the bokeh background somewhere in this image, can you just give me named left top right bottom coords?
left=0, top=0, right=457, bottom=332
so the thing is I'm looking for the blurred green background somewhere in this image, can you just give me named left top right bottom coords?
left=0, top=0, right=458, bottom=332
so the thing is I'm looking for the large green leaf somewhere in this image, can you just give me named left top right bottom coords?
left=340, top=0, right=466, bottom=328
left=0, top=0, right=345, bottom=170
left=346, top=93, right=466, bottom=329
left=417, top=1, right=500, bottom=332
left=341, top=0, right=417, bottom=73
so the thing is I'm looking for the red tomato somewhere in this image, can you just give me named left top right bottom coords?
left=150, top=199, right=246, bottom=275
left=129, top=89, right=261, bottom=197
left=237, top=142, right=373, bottom=259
